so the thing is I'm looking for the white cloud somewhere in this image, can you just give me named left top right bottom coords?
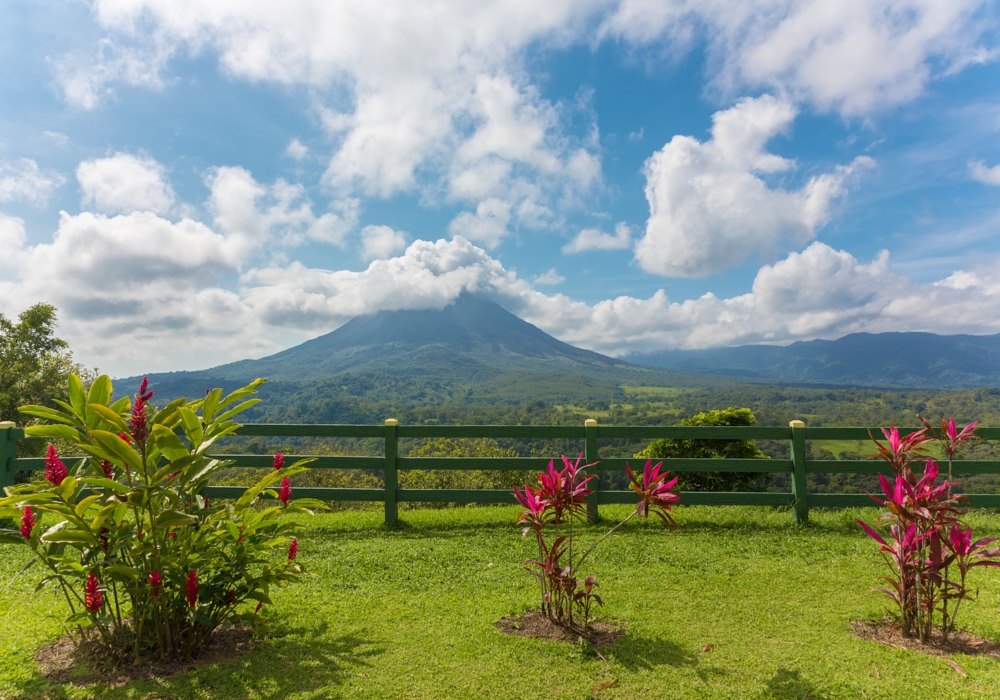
left=970, top=160, right=1000, bottom=185
left=0, top=158, right=65, bottom=206
left=42, top=131, right=71, bottom=147
left=447, top=198, right=512, bottom=249
left=634, top=95, right=874, bottom=277
left=77, top=153, right=176, bottom=214
left=533, top=268, right=565, bottom=285
left=359, top=225, right=409, bottom=260
left=599, top=0, right=996, bottom=116
left=286, top=139, right=308, bottom=160
left=563, top=221, right=631, bottom=254
left=0, top=215, right=27, bottom=268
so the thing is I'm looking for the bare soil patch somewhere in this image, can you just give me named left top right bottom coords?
left=496, top=609, right=625, bottom=649
left=34, top=626, right=254, bottom=687
left=852, top=620, right=1000, bottom=660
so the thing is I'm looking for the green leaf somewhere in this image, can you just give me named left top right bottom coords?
left=74, top=494, right=102, bottom=519
left=113, top=502, right=128, bottom=525
left=109, top=396, right=131, bottom=414
left=151, top=424, right=190, bottom=461
left=54, top=476, right=79, bottom=501
left=105, top=564, right=139, bottom=580
left=81, top=477, right=130, bottom=495
left=87, top=403, right=129, bottom=434
left=68, top=374, right=86, bottom=417
left=17, top=405, right=79, bottom=426
left=216, top=379, right=266, bottom=412
left=244, top=590, right=272, bottom=605
left=87, top=375, right=113, bottom=408
left=0, top=531, right=27, bottom=545
left=178, top=407, right=204, bottom=448
left=90, top=430, right=142, bottom=471
left=42, top=522, right=97, bottom=546
left=24, top=424, right=82, bottom=442
left=213, top=398, right=262, bottom=426
left=155, top=510, right=198, bottom=528
left=151, top=397, right=186, bottom=426
left=203, top=388, right=223, bottom=423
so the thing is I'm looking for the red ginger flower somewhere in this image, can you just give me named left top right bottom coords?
left=279, top=476, right=291, bottom=506
left=227, top=589, right=236, bottom=605
left=84, top=572, right=103, bottom=614
left=44, top=444, right=67, bottom=485
left=186, top=570, right=198, bottom=608
left=288, top=538, right=298, bottom=561
left=99, top=459, right=114, bottom=479
left=149, top=570, right=162, bottom=597
left=20, top=506, right=34, bottom=540
left=273, top=453, right=284, bottom=470
left=129, top=377, right=154, bottom=444
left=626, top=460, right=680, bottom=527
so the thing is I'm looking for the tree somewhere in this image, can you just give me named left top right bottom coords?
left=634, top=407, right=770, bottom=491
left=0, top=303, right=93, bottom=458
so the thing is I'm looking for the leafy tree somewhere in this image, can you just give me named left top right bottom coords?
left=0, top=303, right=93, bottom=460
left=635, top=407, right=770, bottom=491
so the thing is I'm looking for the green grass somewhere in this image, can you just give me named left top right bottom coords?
left=4, top=505, right=1000, bottom=699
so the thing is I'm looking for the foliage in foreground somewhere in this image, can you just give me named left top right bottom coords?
left=0, top=375, right=325, bottom=665
left=858, top=417, right=1000, bottom=641
left=514, top=456, right=679, bottom=626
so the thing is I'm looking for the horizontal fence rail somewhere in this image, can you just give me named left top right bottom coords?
left=3, top=421, right=1000, bottom=524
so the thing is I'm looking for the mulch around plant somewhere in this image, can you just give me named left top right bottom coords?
left=852, top=620, right=1000, bottom=660
left=496, top=609, right=625, bottom=649
left=34, top=626, right=254, bottom=687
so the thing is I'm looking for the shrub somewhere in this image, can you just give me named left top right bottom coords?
left=0, top=374, right=326, bottom=665
left=514, top=456, right=679, bottom=627
left=857, top=419, right=1000, bottom=641
left=634, top=407, right=769, bottom=491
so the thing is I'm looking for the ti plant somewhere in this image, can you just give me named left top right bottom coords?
left=514, top=456, right=679, bottom=628
left=0, top=374, right=326, bottom=665
left=858, top=419, right=1000, bottom=641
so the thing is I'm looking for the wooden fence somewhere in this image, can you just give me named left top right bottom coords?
left=2, top=420, right=999, bottom=525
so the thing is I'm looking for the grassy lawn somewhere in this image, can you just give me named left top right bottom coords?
left=4, top=505, right=1000, bottom=699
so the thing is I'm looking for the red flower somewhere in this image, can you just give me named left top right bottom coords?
left=273, top=453, right=284, bottom=470
left=288, top=538, right=298, bottom=561
left=118, top=432, right=131, bottom=444
left=255, top=601, right=264, bottom=613
left=149, top=570, right=162, bottom=597
left=84, top=572, right=103, bottom=614
left=279, top=476, right=291, bottom=506
left=227, top=589, right=236, bottom=605
left=44, top=444, right=67, bottom=485
left=129, top=377, right=154, bottom=444
left=169, top=532, right=176, bottom=540
left=186, top=570, right=198, bottom=608
left=99, top=459, right=114, bottom=479
left=19, top=506, right=34, bottom=540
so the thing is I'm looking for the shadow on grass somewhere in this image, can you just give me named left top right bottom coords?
left=11, top=624, right=382, bottom=700
left=762, top=668, right=825, bottom=699
left=603, top=635, right=728, bottom=683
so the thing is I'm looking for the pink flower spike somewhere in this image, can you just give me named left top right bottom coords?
left=84, top=572, right=103, bottom=614
left=44, top=444, right=67, bottom=485
left=149, top=570, right=162, bottom=597
left=279, top=476, right=291, bottom=506
left=273, top=453, right=284, bottom=470
left=288, top=538, right=298, bottom=561
left=186, top=570, right=198, bottom=608
left=19, top=506, right=34, bottom=540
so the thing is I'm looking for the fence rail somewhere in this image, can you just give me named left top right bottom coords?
left=3, top=420, right=999, bottom=524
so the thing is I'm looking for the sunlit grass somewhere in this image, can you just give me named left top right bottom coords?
left=3, top=505, right=1000, bottom=698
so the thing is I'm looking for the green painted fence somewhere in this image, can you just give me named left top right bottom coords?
left=3, top=419, right=1000, bottom=525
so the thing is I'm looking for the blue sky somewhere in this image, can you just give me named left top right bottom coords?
left=1, top=0, right=999, bottom=376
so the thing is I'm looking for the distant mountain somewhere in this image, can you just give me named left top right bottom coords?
left=121, top=295, right=651, bottom=402
left=627, top=332, right=1000, bottom=388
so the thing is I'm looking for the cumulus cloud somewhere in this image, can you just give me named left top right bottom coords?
left=77, top=153, right=176, bottom=214
left=447, top=198, right=512, bottom=249
left=359, top=225, right=409, bottom=260
left=0, top=158, right=65, bottom=206
left=533, top=268, right=565, bottom=285
left=286, top=139, right=308, bottom=160
left=634, top=95, right=874, bottom=277
left=563, top=222, right=631, bottom=254
left=970, top=161, right=1000, bottom=186
left=599, top=0, right=996, bottom=116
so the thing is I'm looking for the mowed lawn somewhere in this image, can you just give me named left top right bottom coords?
left=4, top=505, right=1000, bottom=699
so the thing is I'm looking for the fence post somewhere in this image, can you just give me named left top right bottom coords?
left=789, top=420, right=808, bottom=524
left=585, top=418, right=599, bottom=524
left=384, top=419, right=399, bottom=526
left=0, top=422, right=16, bottom=493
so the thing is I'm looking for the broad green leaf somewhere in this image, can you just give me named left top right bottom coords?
left=213, top=398, right=262, bottom=426
left=24, top=424, right=82, bottom=442
left=74, top=494, right=102, bottom=519
left=203, top=388, right=223, bottom=423
left=87, top=403, right=129, bottom=434
left=244, top=590, right=272, bottom=604
left=151, top=397, right=186, bottom=426
left=113, top=502, right=128, bottom=525
left=90, top=502, right=119, bottom=530
left=42, top=522, right=97, bottom=546
left=178, top=407, right=204, bottom=448
left=110, top=396, right=131, bottom=414
left=225, top=521, right=240, bottom=540
left=155, top=510, right=198, bottom=528
left=216, top=379, right=266, bottom=412
left=105, top=564, right=139, bottom=580
left=0, top=531, right=27, bottom=545
left=54, top=476, right=79, bottom=501
left=87, top=375, right=113, bottom=408
left=90, top=430, right=142, bottom=471
left=68, top=374, right=86, bottom=417
left=151, top=424, right=189, bottom=461
left=81, top=477, right=130, bottom=495
left=17, top=405, right=79, bottom=426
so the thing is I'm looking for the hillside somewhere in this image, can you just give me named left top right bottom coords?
left=628, top=332, right=1000, bottom=389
